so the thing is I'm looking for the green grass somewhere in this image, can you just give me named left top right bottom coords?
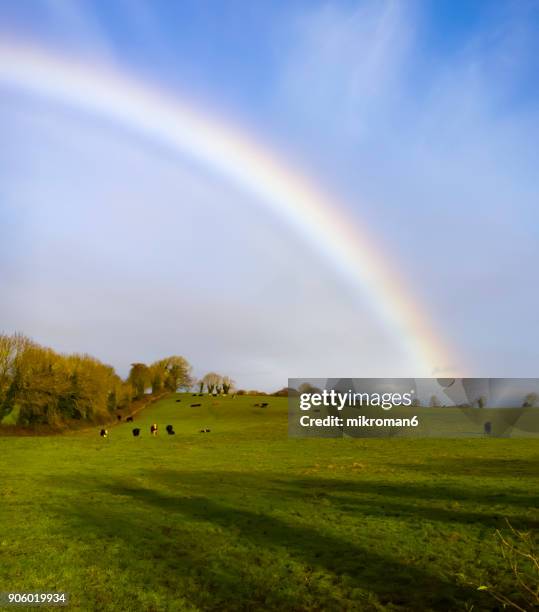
left=0, top=394, right=537, bottom=611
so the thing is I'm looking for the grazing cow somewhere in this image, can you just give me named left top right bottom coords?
left=132, top=428, right=140, bottom=437
left=126, top=416, right=133, bottom=422
left=175, top=399, right=182, bottom=403
left=100, top=429, right=108, bottom=438
left=260, top=403, right=269, bottom=408
left=166, top=424, right=175, bottom=435
left=150, top=423, right=158, bottom=436
left=117, top=415, right=122, bottom=421
left=191, top=403, right=201, bottom=407
left=198, top=393, right=204, bottom=396
left=192, top=393, right=197, bottom=396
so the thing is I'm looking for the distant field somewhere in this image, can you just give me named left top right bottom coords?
left=0, top=394, right=537, bottom=611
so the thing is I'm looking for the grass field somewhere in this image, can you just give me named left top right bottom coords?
left=1, top=394, right=538, bottom=611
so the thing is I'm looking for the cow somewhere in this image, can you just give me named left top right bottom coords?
left=126, top=416, right=133, bottom=422
left=205, top=428, right=211, bottom=433
left=191, top=403, right=201, bottom=407
left=175, top=399, right=182, bottom=403
left=166, top=424, right=175, bottom=435
left=132, top=428, right=141, bottom=437
left=150, top=424, right=158, bottom=436
left=100, top=429, right=108, bottom=438
left=117, top=415, right=122, bottom=421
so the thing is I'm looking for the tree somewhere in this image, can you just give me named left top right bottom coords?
left=0, top=333, right=122, bottom=427
left=222, top=376, right=234, bottom=395
left=166, top=357, right=192, bottom=392
left=149, top=363, right=164, bottom=394
left=148, top=356, right=192, bottom=393
left=202, top=372, right=221, bottom=394
left=128, top=363, right=150, bottom=399
left=429, top=395, right=440, bottom=408
left=0, top=333, right=202, bottom=430
left=198, top=380, right=204, bottom=393
left=0, top=334, right=200, bottom=429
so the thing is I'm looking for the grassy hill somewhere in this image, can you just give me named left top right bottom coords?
left=0, top=394, right=537, bottom=610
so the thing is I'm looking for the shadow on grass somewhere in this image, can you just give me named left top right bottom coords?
left=394, top=456, right=539, bottom=479
left=49, top=473, right=479, bottom=611
left=267, top=476, right=539, bottom=529
left=148, top=469, right=538, bottom=529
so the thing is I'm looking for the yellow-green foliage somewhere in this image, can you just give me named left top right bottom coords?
left=0, top=333, right=124, bottom=427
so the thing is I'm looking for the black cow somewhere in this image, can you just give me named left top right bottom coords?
left=166, top=424, right=175, bottom=435
left=191, top=403, right=201, bottom=407
left=132, top=428, right=141, bottom=437
left=126, top=416, right=133, bottom=422
left=100, top=429, right=108, bottom=437
left=117, top=415, right=122, bottom=421
left=175, top=399, right=182, bottom=403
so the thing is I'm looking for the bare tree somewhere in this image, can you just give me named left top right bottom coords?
left=222, top=376, right=234, bottom=395
left=202, top=372, right=221, bottom=394
left=429, top=394, right=440, bottom=408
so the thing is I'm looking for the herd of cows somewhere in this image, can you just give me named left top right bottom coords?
left=99, top=421, right=200, bottom=438
left=99, top=422, right=192, bottom=438
left=98, top=395, right=270, bottom=439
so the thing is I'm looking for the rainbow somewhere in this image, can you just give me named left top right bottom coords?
left=0, top=42, right=457, bottom=374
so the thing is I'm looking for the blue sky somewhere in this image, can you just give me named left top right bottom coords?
left=1, top=1, right=538, bottom=389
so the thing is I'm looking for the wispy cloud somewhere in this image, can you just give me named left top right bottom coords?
left=277, top=0, right=412, bottom=140
left=272, top=0, right=539, bottom=375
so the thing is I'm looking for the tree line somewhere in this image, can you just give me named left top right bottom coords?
left=0, top=333, right=235, bottom=429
